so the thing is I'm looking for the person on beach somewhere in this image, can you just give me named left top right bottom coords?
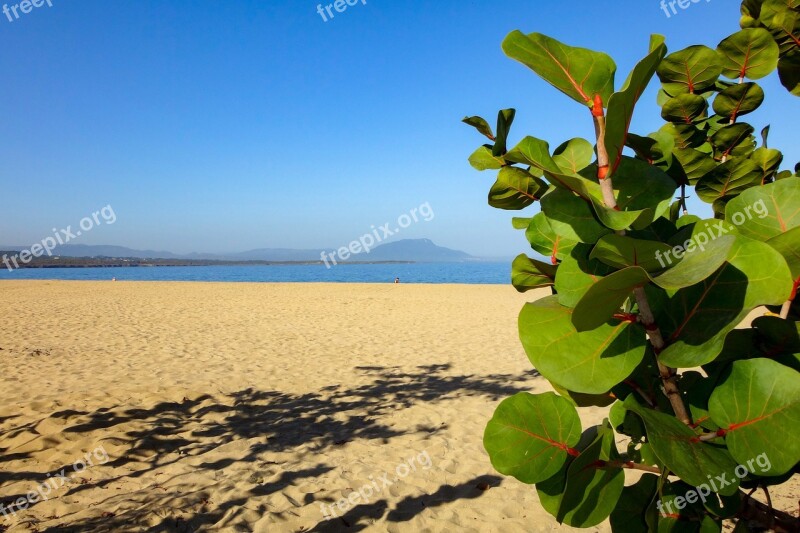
left=394, top=277, right=400, bottom=284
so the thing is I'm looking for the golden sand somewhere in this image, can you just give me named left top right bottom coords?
left=0, top=281, right=795, bottom=532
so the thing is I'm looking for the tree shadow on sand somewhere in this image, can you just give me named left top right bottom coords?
left=0, top=364, right=539, bottom=531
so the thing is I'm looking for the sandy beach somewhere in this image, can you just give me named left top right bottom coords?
left=0, top=281, right=796, bottom=532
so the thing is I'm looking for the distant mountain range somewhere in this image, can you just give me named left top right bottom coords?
left=0, top=239, right=475, bottom=263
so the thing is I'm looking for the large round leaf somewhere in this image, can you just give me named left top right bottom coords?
left=652, top=234, right=737, bottom=290
left=712, top=82, right=765, bottom=120
left=657, top=45, right=722, bottom=95
left=725, top=177, right=800, bottom=239
left=554, top=245, right=614, bottom=307
left=710, top=123, right=757, bottom=160
left=468, top=145, right=505, bottom=171
left=766, top=226, right=800, bottom=278
left=610, top=474, right=659, bottom=533
left=502, top=31, right=616, bottom=108
left=717, top=28, right=780, bottom=80
left=511, top=254, right=557, bottom=292
left=525, top=213, right=578, bottom=262
left=696, top=158, right=762, bottom=203
left=778, top=51, right=800, bottom=96
left=541, top=188, right=611, bottom=243
left=581, top=157, right=677, bottom=231
left=749, top=146, right=784, bottom=183
left=624, top=398, right=741, bottom=497
left=672, top=147, right=718, bottom=185
left=519, top=296, right=647, bottom=394
left=657, top=236, right=793, bottom=367
left=483, top=392, right=582, bottom=484
left=661, top=94, right=709, bottom=123
left=590, top=234, right=674, bottom=273
left=572, top=267, right=650, bottom=332
left=708, top=358, right=800, bottom=475
left=506, top=136, right=603, bottom=201
left=537, top=421, right=624, bottom=528
left=553, top=138, right=594, bottom=174
left=488, top=166, right=548, bottom=210
left=462, top=115, right=494, bottom=140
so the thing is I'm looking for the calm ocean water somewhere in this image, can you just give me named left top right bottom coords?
left=0, top=262, right=511, bottom=284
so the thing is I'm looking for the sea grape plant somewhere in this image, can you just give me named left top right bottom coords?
left=465, top=1, right=800, bottom=531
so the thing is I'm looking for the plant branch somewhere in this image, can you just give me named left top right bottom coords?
left=592, top=97, right=617, bottom=209
left=589, top=99, right=692, bottom=426
left=633, top=287, right=692, bottom=425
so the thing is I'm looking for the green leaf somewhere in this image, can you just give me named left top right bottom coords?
left=672, top=147, right=718, bottom=185
left=696, top=158, right=762, bottom=203
left=552, top=138, right=594, bottom=174
left=652, top=235, right=738, bottom=290
left=657, top=45, right=722, bottom=95
left=712, top=82, right=765, bottom=120
left=554, top=244, right=614, bottom=307
left=610, top=474, right=659, bottom=533
left=511, top=254, right=557, bottom=292
left=627, top=131, right=674, bottom=165
left=740, top=0, right=764, bottom=27
left=684, top=372, right=722, bottom=433
left=541, top=188, right=611, bottom=243
left=660, top=122, right=707, bottom=149
left=624, top=398, right=741, bottom=496
left=502, top=31, right=616, bottom=108
left=462, top=115, right=494, bottom=140
left=525, top=212, right=579, bottom=262
left=537, top=425, right=597, bottom=517
left=717, top=28, right=780, bottom=80
left=749, top=146, right=784, bottom=183
left=710, top=123, right=756, bottom=160
left=493, top=109, right=516, bottom=157
left=507, top=136, right=601, bottom=201
left=605, top=35, right=668, bottom=175
left=488, top=166, right=548, bottom=210
left=606, top=157, right=678, bottom=229
left=760, top=0, right=800, bottom=56
left=519, top=296, right=647, bottom=394
left=483, top=392, right=581, bottom=484
left=548, top=421, right=625, bottom=527
left=572, top=267, right=650, bottom=332
left=468, top=145, right=505, bottom=171
left=725, top=177, right=800, bottom=239
left=657, top=480, right=723, bottom=532
left=766, top=226, right=800, bottom=277
left=778, top=51, right=800, bottom=96
left=661, top=94, right=709, bottom=124
left=512, top=217, right=532, bottom=230
left=590, top=234, right=673, bottom=272
left=657, top=236, right=793, bottom=367
left=752, top=316, right=800, bottom=370
left=709, top=359, right=800, bottom=475
left=550, top=381, right=616, bottom=408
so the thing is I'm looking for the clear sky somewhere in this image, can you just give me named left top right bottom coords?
left=1, top=0, right=798, bottom=258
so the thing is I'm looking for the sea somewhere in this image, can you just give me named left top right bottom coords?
left=0, top=262, right=511, bottom=284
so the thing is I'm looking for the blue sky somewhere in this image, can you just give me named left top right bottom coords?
left=1, top=0, right=797, bottom=257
